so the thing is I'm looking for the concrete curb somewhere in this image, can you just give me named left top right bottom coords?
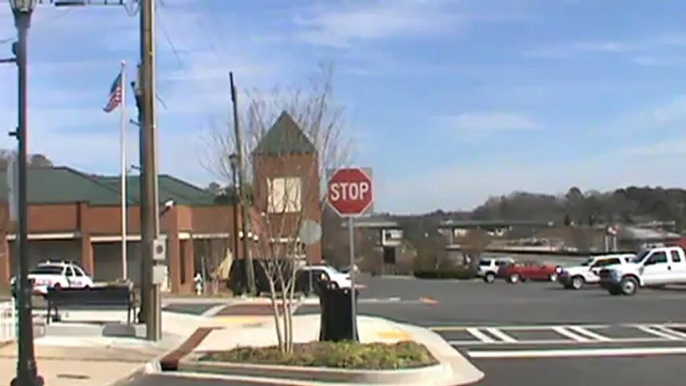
left=177, top=354, right=451, bottom=385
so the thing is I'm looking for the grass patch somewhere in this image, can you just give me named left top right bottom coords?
left=200, top=341, right=438, bottom=370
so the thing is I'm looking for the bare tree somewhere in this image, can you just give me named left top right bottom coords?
left=205, top=65, right=350, bottom=353
left=458, top=229, right=491, bottom=271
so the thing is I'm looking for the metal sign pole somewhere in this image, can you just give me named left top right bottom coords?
left=348, top=216, right=356, bottom=339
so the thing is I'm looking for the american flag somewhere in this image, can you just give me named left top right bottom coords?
left=103, top=72, right=123, bottom=113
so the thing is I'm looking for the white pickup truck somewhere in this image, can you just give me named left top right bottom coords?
left=557, top=253, right=635, bottom=290
left=599, top=246, right=686, bottom=296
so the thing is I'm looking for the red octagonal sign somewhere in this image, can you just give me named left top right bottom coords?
left=327, top=168, right=373, bottom=217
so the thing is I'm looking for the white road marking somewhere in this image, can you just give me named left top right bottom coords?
left=467, top=328, right=495, bottom=343
left=485, top=327, right=517, bottom=343
left=637, top=326, right=682, bottom=341
left=468, top=347, right=686, bottom=359
left=567, top=326, right=611, bottom=342
left=388, top=297, right=401, bottom=302
left=651, top=325, right=686, bottom=339
left=450, top=337, right=669, bottom=346
left=553, top=326, right=591, bottom=342
left=430, top=324, right=610, bottom=332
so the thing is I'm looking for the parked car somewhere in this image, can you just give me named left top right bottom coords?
left=478, top=257, right=515, bottom=283
left=498, top=261, right=560, bottom=284
left=294, top=265, right=353, bottom=296
left=10, top=260, right=94, bottom=297
left=557, top=254, right=635, bottom=290
left=599, top=246, right=686, bottom=296
left=228, top=259, right=352, bottom=297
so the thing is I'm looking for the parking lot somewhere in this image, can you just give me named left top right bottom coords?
left=312, top=275, right=686, bottom=386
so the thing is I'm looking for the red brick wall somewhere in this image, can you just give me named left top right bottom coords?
left=252, top=153, right=322, bottom=263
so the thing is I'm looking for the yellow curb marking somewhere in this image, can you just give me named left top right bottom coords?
left=420, top=297, right=438, bottom=304
left=376, top=330, right=412, bottom=340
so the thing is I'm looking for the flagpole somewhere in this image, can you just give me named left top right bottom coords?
left=120, top=60, right=128, bottom=281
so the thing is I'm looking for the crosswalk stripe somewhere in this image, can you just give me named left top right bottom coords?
left=567, top=326, right=611, bottom=341
left=651, top=325, right=686, bottom=339
left=485, top=327, right=517, bottom=343
left=467, top=328, right=495, bottom=343
left=637, top=326, right=681, bottom=341
left=553, top=326, right=591, bottom=342
left=467, top=347, right=686, bottom=359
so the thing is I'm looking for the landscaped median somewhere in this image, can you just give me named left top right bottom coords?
left=173, top=314, right=484, bottom=385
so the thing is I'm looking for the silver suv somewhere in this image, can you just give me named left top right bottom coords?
left=478, top=257, right=515, bottom=283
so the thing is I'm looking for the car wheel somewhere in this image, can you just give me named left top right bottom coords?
left=608, top=286, right=622, bottom=296
left=484, top=273, right=496, bottom=284
left=619, top=276, right=638, bottom=296
left=571, top=276, right=585, bottom=290
left=508, top=274, right=521, bottom=284
left=549, top=274, right=558, bottom=282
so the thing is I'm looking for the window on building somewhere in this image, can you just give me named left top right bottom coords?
left=267, top=177, right=302, bottom=213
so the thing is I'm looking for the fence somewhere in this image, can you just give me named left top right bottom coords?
left=0, top=299, right=16, bottom=343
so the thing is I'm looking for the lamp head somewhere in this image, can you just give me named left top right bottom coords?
left=228, top=153, right=237, bottom=168
left=9, top=0, right=37, bottom=13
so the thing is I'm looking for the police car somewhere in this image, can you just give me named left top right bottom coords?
left=10, top=261, right=94, bottom=297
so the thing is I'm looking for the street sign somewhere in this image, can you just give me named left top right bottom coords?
left=327, top=168, right=373, bottom=217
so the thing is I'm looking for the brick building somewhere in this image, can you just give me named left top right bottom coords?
left=0, top=167, right=241, bottom=294
left=251, top=111, right=323, bottom=264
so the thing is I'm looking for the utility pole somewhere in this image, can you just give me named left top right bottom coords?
left=229, top=72, right=255, bottom=295
left=139, top=0, right=161, bottom=340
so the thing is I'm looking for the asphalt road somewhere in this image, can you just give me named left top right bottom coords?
left=354, top=276, right=686, bottom=386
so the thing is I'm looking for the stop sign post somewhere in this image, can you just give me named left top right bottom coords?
left=327, top=168, right=374, bottom=342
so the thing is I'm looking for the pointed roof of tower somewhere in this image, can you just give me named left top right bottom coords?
left=253, top=111, right=316, bottom=156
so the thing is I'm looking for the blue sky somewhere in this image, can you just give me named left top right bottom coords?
left=3, top=0, right=686, bottom=214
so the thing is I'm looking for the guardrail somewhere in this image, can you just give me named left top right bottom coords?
left=0, top=299, right=16, bottom=344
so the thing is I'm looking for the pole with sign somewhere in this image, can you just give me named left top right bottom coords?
left=326, top=168, right=373, bottom=340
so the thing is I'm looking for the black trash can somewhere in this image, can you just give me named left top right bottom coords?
left=318, top=283, right=360, bottom=342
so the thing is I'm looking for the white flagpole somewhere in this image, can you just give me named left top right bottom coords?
left=120, top=60, right=128, bottom=281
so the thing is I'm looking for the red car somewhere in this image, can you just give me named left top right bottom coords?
left=497, top=261, right=560, bottom=284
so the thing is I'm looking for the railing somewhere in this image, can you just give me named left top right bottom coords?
left=0, top=299, right=16, bottom=344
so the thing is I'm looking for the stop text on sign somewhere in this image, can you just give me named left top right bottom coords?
left=329, top=181, right=371, bottom=202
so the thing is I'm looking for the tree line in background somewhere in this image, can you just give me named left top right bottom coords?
left=471, top=186, right=686, bottom=230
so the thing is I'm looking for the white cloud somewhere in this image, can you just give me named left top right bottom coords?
left=442, top=112, right=537, bottom=132
left=294, top=0, right=462, bottom=48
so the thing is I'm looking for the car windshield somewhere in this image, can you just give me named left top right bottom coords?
left=580, top=258, right=594, bottom=266
left=30, top=266, right=63, bottom=275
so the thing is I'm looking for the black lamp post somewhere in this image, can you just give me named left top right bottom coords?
left=8, top=1, right=43, bottom=385
left=228, top=153, right=244, bottom=290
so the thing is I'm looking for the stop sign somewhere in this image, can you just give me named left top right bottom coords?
left=327, top=168, right=373, bottom=217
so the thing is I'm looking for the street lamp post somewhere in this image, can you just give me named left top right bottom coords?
left=8, top=0, right=43, bottom=385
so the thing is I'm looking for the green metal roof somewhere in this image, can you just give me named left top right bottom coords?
left=0, top=167, right=218, bottom=206
left=0, top=167, right=123, bottom=205
left=95, top=175, right=217, bottom=206
left=253, top=111, right=316, bottom=156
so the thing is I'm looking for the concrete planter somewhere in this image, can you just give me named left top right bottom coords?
left=178, top=353, right=451, bottom=385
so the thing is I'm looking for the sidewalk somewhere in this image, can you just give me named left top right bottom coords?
left=0, top=336, right=168, bottom=386
left=0, top=310, right=207, bottom=386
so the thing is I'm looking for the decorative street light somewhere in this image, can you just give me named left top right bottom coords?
left=8, top=0, right=44, bottom=385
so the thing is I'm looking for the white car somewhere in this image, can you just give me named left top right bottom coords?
left=297, top=265, right=352, bottom=295
left=10, top=261, right=94, bottom=296
left=478, top=257, right=515, bottom=283
left=600, top=246, right=686, bottom=296
left=557, top=254, right=634, bottom=290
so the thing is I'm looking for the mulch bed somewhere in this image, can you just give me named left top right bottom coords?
left=200, top=341, right=438, bottom=370
left=160, top=327, right=221, bottom=371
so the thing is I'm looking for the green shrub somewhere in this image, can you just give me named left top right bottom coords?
left=413, top=266, right=475, bottom=280
left=201, top=341, right=437, bottom=370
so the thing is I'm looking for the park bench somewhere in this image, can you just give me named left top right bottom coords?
left=46, top=285, right=137, bottom=325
